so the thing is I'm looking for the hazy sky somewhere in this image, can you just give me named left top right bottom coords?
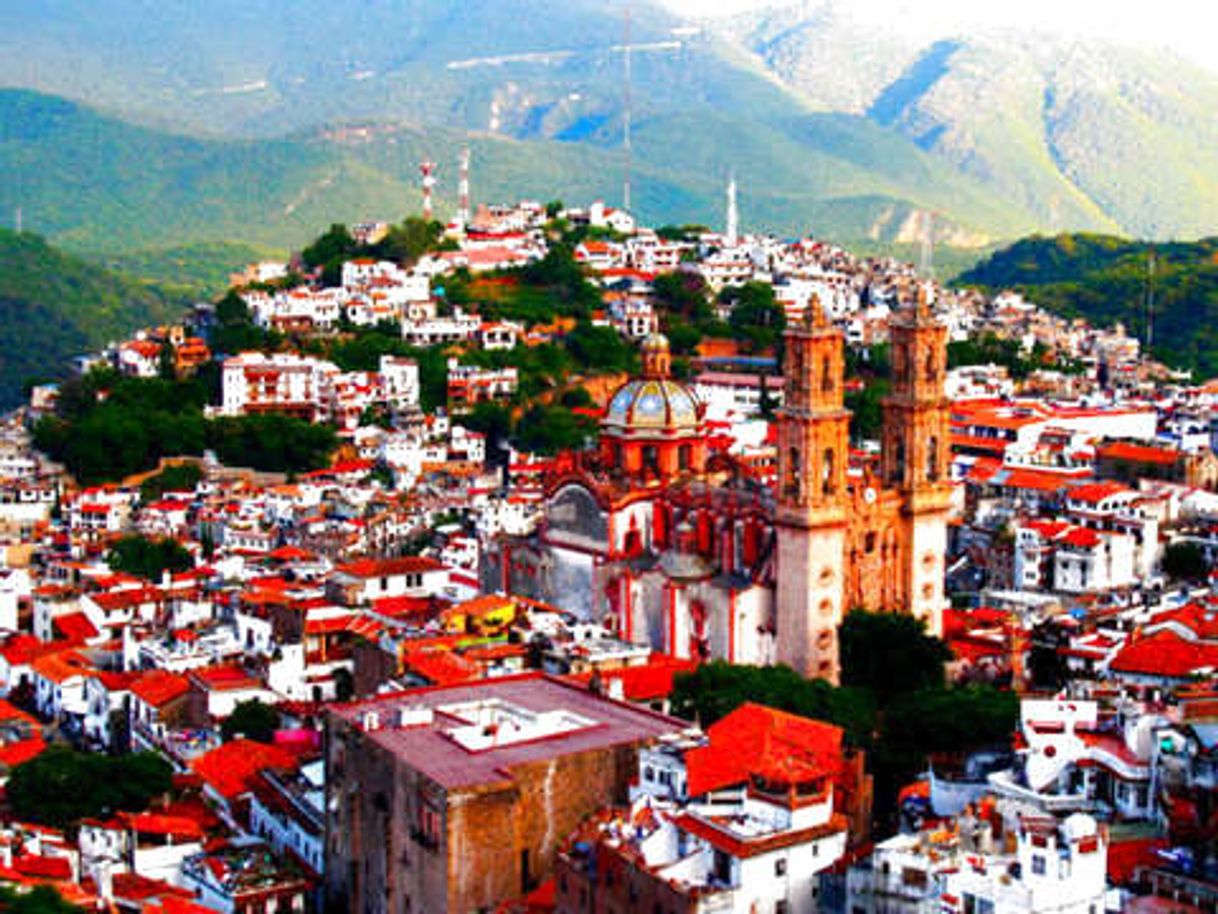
left=659, top=0, right=1218, bottom=70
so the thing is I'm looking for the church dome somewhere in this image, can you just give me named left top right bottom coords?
left=604, top=378, right=700, bottom=432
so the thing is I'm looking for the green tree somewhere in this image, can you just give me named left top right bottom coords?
left=371, top=217, right=445, bottom=267
left=654, top=272, right=711, bottom=322
left=839, top=609, right=951, bottom=702
left=8, top=747, right=172, bottom=828
left=1162, top=541, right=1210, bottom=581
left=564, top=322, right=638, bottom=373
left=107, top=535, right=193, bottom=581
left=140, top=462, right=202, bottom=502
left=723, top=281, right=785, bottom=351
left=0, top=885, right=81, bottom=913
left=300, top=223, right=357, bottom=286
left=670, top=661, right=875, bottom=748
left=221, top=699, right=281, bottom=743
left=513, top=404, right=596, bottom=455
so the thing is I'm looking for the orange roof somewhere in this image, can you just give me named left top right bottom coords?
left=335, top=556, right=444, bottom=579
left=1068, top=481, right=1132, bottom=504
left=1110, top=630, right=1218, bottom=679
left=449, top=594, right=514, bottom=618
left=401, top=648, right=479, bottom=686
left=131, top=669, right=192, bottom=708
left=121, top=811, right=204, bottom=840
left=685, top=703, right=843, bottom=797
left=567, top=653, right=697, bottom=702
left=1099, top=441, right=1181, bottom=466
left=191, top=739, right=301, bottom=801
left=31, top=649, right=96, bottom=684
left=52, top=611, right=99, bottom=644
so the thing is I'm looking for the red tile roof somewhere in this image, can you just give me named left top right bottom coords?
left=190, top=739, right=302, bottom=801
left=1068, top=481, right=1132, bottom=505
left=131, top=670, right=192, bottom=708
left=685, top=702, right=843, bottom=797
left=52, top=611, right=99, bottom=644
left=335, top=556, right=445, bottom=579
left=567, top=653, right=697, bottom=703
left=1098, top=442, right=1181, bottom=466
left=1109, top=630, right=1218, bottom=679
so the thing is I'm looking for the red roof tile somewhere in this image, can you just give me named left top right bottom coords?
left=131, top=670, right=192, bottom=708
left=190, top=739, right=302, bottom=801
left=685, top=703, right=843, bottom=797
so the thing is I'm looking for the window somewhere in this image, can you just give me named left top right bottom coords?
left=775, top=859, right=787, bottom=877
left=678, top=444, right=691, bottom=471
left=822, top=355, right=833, bottom=394
left=822, top=448, right=835, bottom=495
left=786, top=447, right=802, bottom=500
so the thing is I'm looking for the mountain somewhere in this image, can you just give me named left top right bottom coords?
left=721, top=2, right=1218, bottom=240
left=0, top=89, right=1032, bottom=256
left=4, top=0, right=1217, bottom=258
left=0, top=229, right=191, bottom=407
left=957, top=233, right=1218, bottom=380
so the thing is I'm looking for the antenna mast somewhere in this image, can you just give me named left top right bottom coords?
left=725, top=172, right=738, bottom=247
left=622, top=1, right=633, bottom=212
left=457, top=147, right=471, bottom=230
left=419, top=160, right=436, bottom=222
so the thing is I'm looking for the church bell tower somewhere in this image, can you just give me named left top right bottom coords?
left=774, top=300, right=850, bottom=682
left=881, top=284, right=951, bottom=635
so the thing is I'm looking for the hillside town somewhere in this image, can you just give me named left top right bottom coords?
left=0, top=191, right=1216, bottom=914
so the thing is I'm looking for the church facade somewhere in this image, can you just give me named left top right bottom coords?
left=485, top=290, right=951, bottom=682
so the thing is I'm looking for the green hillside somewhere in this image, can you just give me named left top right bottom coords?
left=96, top=242, right=279, bottom=299
left=728, top=6, right=1218, bottom=241
left=0, top=229, right=190, bottom=407
left=957, top=234, right=1218, bottom=380
left=0, top=89, right=1032, bottom=257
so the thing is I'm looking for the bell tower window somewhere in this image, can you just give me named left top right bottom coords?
left=822, top=355, right=833, bottom=394
left=786, top=447, right=802, bottom=500
left=927, top=435, right=940, bottom=482
left=822, top=448, right=835, bottom=495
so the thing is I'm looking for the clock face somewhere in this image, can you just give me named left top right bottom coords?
left=863, top=487, right=877, bottom=504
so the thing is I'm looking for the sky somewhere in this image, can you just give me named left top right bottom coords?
left=659, top=0, right=1218, bottom=71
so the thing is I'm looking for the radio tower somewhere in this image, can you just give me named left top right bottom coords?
left=419, top=160, right=436, bottom=222
left=456, top=147, right=471, bottom=229
left=622, top=1, right=633, bottom=212
left=725, top=173, right=739, bottom=247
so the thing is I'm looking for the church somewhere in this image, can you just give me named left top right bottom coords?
left=486, top=288, right=952, bottom=682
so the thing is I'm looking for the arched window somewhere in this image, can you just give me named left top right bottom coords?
left=643, top=445, right=659, bottom=475
left=822, top=355, right=833, bottom=394
left=927, top=435, right=940, bottom=481
left=892, top=439, right=906, bottom=484
left=822, top=447, right=835, bottom=495
left=925, top=349, right=937, bottom=383
left=678, top=444, right=692, bottom=471
left=786, top=447, right=802, bottom=499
